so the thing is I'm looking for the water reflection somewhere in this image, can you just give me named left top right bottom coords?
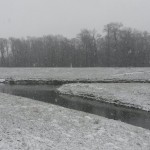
left=0, top=84, right=150, bottom=130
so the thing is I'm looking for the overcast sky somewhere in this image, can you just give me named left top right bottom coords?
left=0, top=0, right=149, bottom=38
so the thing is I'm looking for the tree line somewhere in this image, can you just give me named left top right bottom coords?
left=0, top=22, right=150, bottom=67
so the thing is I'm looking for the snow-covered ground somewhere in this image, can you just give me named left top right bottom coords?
left=0, top=68, right=150, bottom=83
left=58, top=83, right=150, bottom=111
left=0, top=93, right=150, bottom=150
left=0, top=68, right=150, bottom=149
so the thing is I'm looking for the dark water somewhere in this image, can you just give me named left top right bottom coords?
left=0, top=84, right=150, bottom=130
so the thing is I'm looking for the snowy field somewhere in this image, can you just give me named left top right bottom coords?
left=0, top=67, right=150, bottom=149
left=0, top=67, right=150, bottom=83
left=0, top=93, right=150, bottom=150
left=58, top=83, right=150, bottom=111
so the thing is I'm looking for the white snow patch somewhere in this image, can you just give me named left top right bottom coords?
left=0, top=79, right=5, bottom=83
left=58, top=83, right=150, bottom=111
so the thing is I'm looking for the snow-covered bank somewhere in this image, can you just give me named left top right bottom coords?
left=0, top=93, right=150, bottom=149
left=0, top=68, right=150, bottom=84
left=58, top=83, right=150, bottom=111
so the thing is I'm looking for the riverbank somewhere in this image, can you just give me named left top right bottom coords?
left=0, top=93, right=150, bottom=150
left=58, top=83, right=150, bottom=111
left=0, top=68, right=150, bottom=85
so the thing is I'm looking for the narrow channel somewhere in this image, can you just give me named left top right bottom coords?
left=0, top=84, right=150, bottom=130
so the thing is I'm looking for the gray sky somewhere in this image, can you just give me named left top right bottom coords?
left=0, top=0, right=150, bottom=38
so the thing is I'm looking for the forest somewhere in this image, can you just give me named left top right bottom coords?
left=0, top=22, right=150, bottom=67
